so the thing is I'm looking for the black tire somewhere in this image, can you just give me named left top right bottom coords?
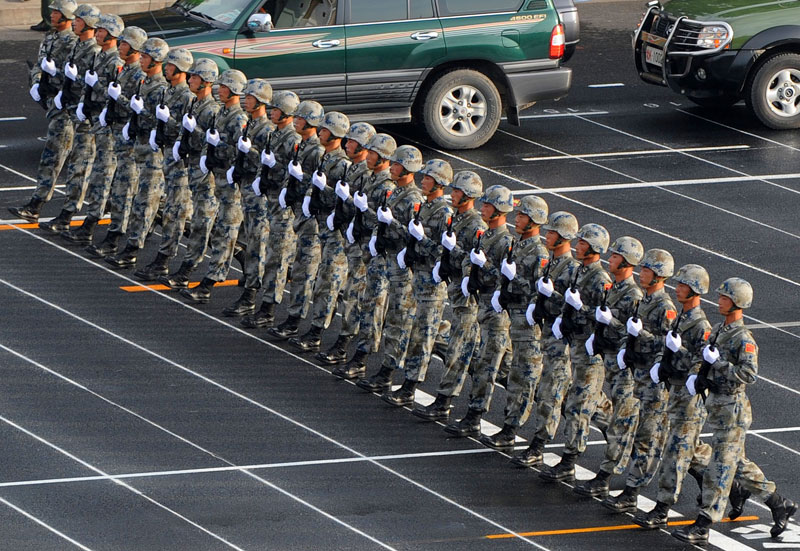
left=746, top=52, right=800, bottom=130
left=421, top=69, right=502, bottom=150
left=687, top=94, right=739, bottom=109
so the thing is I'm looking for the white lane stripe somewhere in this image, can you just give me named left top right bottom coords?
left=749, top=433, right=800, bottom=458
left=747, top=321, right=800, bottom=330
left=502, top=111, right=609, bottom=120
left=0, top=162, right=37, bottom=182
left=0, top=414, right=247, bottom=551
left=0, top=184, right=65, bottom=192
left=0, top=117, right=26, bottom=122
left=677, top=109, right=800, bottom=154
left=588, top=83, right=625, bottom=88
left=523, top=144, right=750, bottom=161
left=0, top=496, right=95, bottom=551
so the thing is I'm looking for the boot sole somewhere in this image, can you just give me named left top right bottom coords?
left=316, top=355, right=348, bottom=365
left=222, top=309, right=256, bottom=317
left=671, top=532, right=708, bottom=545
left=601, top=501, right=638, bottom=513
left=412, top=411, right=449, bottom=421
left=632, top=518, right=666, bottom=530
left=772, top=503, right=798, bottom=538
left=511, top=457, right=543, bottom=468
left=573, top=486, right=609, bottom=498
left=539, top=471, right=575, bottom=482
left=478, top=437, right=515, bottom=451
left=443, top=427, right=481, bottom=437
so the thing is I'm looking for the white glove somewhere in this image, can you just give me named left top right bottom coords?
left=377, top=206, right=394, bottom=225
left=205, top=128, right=220, bottom=146
left=537, top=277, right=554, bottom=297
left=397, top=248, right=407, bottom=270
left=491, top=290, right=503, bottom=313
left=54, top=90, right=63, bottom=110
left=353, top=191, right=368, bottom=212
left=130, top=94, right=144, bottom=114
left=408, top=219, right=424, bottom=241
left=585, top=334, right=596, bottom=356
left=237, top=136, right=251, bottom=154
left=617, top=349, right=628, bottom=370
left=182, top=113, right=196, bottom=132
left=156, top=103, right=170, bottom=123
left=261, top=149, right=276, bottom=168
left=501, top=259, right=516, bottom=281
left=469, top=248, right=486, bottom=267
left=703, top=345, right=720, bottom=364
left=199, top=155, right=209, bottom=174
left=565, top=288, right=583, bottom=311
left=595, top=306, right=613, bottom=325
left=278, top=187, right=288, bottom=209
left=666, top=331, right=682, bottom=353
left=122, top=121, right=131, bottom=141
left=441, top=230, right=456, bottom=251
left=41, top=56, right=56, bottom=76
left=98, top=106, right=108, bottom=127
left=84, top=69, right=98, bottom=87
left=346, top=220, right=356, bottom=244
left=107, top=81, right=121, bottom=100
left=29, top=83, right=40, bottom=102
left=301, top=195, right=312, bottom=217
left=288, top=160, right=303, bottom=181
left=686, top=374, right=698, bottom=396
left=148, top=128, right=159, bottom=152
left=626, top=317, right=642, bottom=337
left=251, top=178, right=262, bottom=197
left=650, top=363, right=661, bottom=384
left=432, top=260, right=442, bottom=284
left=76, top=102, right=86, bottom=122
left=226, top=166, right=236, bottom=185
left=64, top=61, right=78, bottom=81
left=311, top=170, right=326, bottom=190
left=326, top=210, right=335, bottom=231
left=368, top=235, right=379, bottom=257
left=525, top=303, right=536, bottom=326
left=172, top=140, right=181, bottom=162
left=460, top=276, right=471, bottom=298
left=552, top=316, right=563, bottom=340
left=335, top=180, right=350, bottom=201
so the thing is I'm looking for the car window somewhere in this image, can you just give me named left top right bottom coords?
left=270, top=0, right=338, bottom=28
left=176, top=0, right=253, bottom=26
left=348, top=0, right=405, bottom=23
left=409, top=0, right=434, bottom=19
left=436, top=0, right=522, bottom=17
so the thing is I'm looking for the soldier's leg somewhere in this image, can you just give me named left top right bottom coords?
left=260, top=218, right=295, bottom=305
left=31, top=116, right=74, bottom=204
left=123, top=145, right=165, bottom=249
left=283, top=223, right=321, bottom=320
left=309, top=232, right=348, bottom=330
left=241, top=195, right=269, bottom=290
left=60, top=128, right=96, bottom=214
left=88, top=137, right=137, bottom=256
left=402, top=286, right=446, bottom=383
left=503, top=312, right=544, bottom=429
left=436, top=304, right=480, bottom=397
left=377, top=271, right=416, bottom=370
left=181, top=173, right=218, bottom=269
left=700, top=409, right=747, bottom=523
left=626, top=383, right=670, bottom=489
left=203, top=183, right=244, bottom=283
left=354, top=257, right=389, bottom=355
left=597, top=362, right=639, bottom=475
left=339, top=253, right=366, bottom=338
left=80, top=129, right=116, bottom=220
left=561, top=343, right=605, bottom=456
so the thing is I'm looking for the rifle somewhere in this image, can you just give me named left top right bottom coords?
left=59, top=41, right=80, bottom=107
left=229, top=118, right=253, bottom=186
left=622, top=299, right=644, bottom=370
left=497, top=241, right=515, bottom=311
left=695, top=326, right=722, bottom=402
left=307, top=159, right=327, bottom=216
left=331, top=175, right=349, bottom=232
left=532, top=252, right=553, bottom=329
left=204, top=113, right=219, bottom=170
left=104, top=64, right=123, bottom=126
left=29, top=40, right=56, bottom=110
left=403, top=203, right=422, bottom=269
left=466, top=229, right=485, bottom=299
left=374, top=189, right=392, bottom=257
left=438, top=215, right=457, bottom=284
left=176, top=96, right=197, bottom=160
left=256, top=132, right=275, bottom=195
left=81, top=52, right=100, bottom=120
left=559, top=266, right=581, bottom=345
left=128, top=78, right=145, bottom=138
left=284, top=143, right=305, bottom=205
left=591, top=286, right=613, bottom=353
left=154, top=87, right=168, bottom=149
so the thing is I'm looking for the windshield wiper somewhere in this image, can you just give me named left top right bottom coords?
left=188, top=9, right=219, bottom=27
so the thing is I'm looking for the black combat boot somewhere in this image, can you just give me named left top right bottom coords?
left=382, top=379, right=417, bottom=407
left=672, top=515, right=711, bottom=544
left=431, top=341, right=448, bottom=363
left=8, top=197, right=43, bottom=222
left=332, top=350, right=368, bottom=379
left=602, top=485, right=639, bottom=513
left=159, top=261, right=194, bottom=290
left=268, top=315, right=301, bottom=339
left=766, top=492, right=798, bottom=538
left=634, top=501, right=670, bottom=529
left=289, top=325, right=323, bottom=351
left=241, top=302, right=275, bottom=328
left=104, top=243, right=139, bottom=268
left=444, top=408, right=482, bottom=437
left=412, top=394, right=452, bottom=421
left=689, top=467, right=705, bottom=506
left=479, top=424, right=517, bottom=451
left=61, top=215, right=98, bottom=245
left=86, top=231, right=123, bottom=257
left=222, top=288, right=258, bottom=317
left=574, top=469, right=612, bottom=497
left=728, top=479, right=751, bottom=520
left=356, top=365, right=394, bottom=392
left=233, top=243, right=246, bottom=285
left=39, top=209, right=73, bottom=233
left=133, top=252, right=170, bottom=281
left=511, top=437, right=545, bottom=467
left=539, top=452, right=577, bottom=482
left=180, top=277, right=215, bottom=304
left=316, top=335, right=352, bottom=365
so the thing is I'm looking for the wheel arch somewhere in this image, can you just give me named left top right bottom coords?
left=735, top=27, right=800, bottom=94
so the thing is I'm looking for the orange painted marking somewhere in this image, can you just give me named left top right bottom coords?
left=745, top=343, right=756, bottom=353
left=0, top=219, right=110, bottom=231
left=666, top=309, right=677, bottom=320
left=120, top=279, right=239, bottom=293
left=703, top=330, right=711, bottom=341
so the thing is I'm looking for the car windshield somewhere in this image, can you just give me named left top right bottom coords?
left=174, top=0, right=253, bottom=27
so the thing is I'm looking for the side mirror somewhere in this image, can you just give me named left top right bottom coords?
left=247, top=13, right=272, bottom=33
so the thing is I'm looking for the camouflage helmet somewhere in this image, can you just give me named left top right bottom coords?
left=293, top=100, right=324, bottom=126
left=577, top=223, right=610, bottom=255
left=164, top=48, right=193, bottom=73
left=74, top=3, right=100, bottom=28
left=118, top=26, right=147, bottom=52
left=673, top=264, right=710, bottom=295
left=140, top=38, right=169, bottom=64
left=419, top=159, right=453, bottom=187
left=216, top=69, right=247, bottom=95
left=543, top=211, right=579, bottom=240
left=449, top=170, right=483, bottom=198
left=97, top=13, right=123, bottom=37
left=389, top=145, right=424, bottom=173
left=640, top=248, right=674, bottom=278
left=345, top=122, right=375, bottom=147
left=244, top=78, right=273, bottom=104
left=188, top=58, right=218, bottom=83
left=269, top=90, right=300, bottom=116
left=48, top=0, right=77, bottom=19
left=366, top=133, right=397, bottom=160
left=516, top=196, right=548, bottom=225
left=481, top=185, right=514, bottom=213
left=717, top=277, right=753, bottom=309
left=320, top=111, right=350, bottom=138
left=608, top=236, right=644, bottom=266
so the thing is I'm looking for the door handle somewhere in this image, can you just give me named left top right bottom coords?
left=312, top=39, right=341, bottom=49
left=410, top=31, right=439, bottom=41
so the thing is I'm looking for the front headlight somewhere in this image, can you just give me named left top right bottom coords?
left=697, top=26, right=730, bottom=49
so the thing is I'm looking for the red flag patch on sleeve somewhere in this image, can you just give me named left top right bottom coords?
left=703, top=330, right=711, bottom=341
left=666, top=310, right=677, bottom=320
left=745, top=343, right=756, bottom=353
left=540, top=258, right=549, bottom=268
left=603, top=282, right=612, bottom=290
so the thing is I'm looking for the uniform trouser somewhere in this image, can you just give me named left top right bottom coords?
left=355, top=254, right=389, bottom=354
left=32, top=114, right=74, bottom=203
left=286, top=217, right=321, bottom=319
left=503, top=309, right=544, bottom=428
left=467, top=307, right=512, bottom=413
left=625, top=371, right=670, bottom=488
left=60, top=121, right=95, bottom=213
left=239, top=184, right=269, bottom=289
left=126, top=142, right=164, bottom=248
left=261, top=211, right=295, bottom=304
left=563, top=338, right=607, bottom=455
left=83, top=128, right=117, bottom=219
left=378, top=265, right=416, bottom=371
left=437, top=302, right=480, bottom=397
left=310, top=229, right=348, bottom=330
left=156, top=158, right=191, bottom=258
left=532, top=329, right=572, bottom=443
left=204, top=173, right=243, bottom=282
left=339, top=252, right=366, bottom=337
left=402, top=276, right=446, bottom=382
left=656, top=384, right=712, bottom=506
left=181, top=167, right=217, bottom=269
left=598, top=356, right=639, bottom=474
left=106, top=133, right=138, bottom=234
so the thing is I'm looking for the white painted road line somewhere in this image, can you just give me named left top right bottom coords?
left=588, top=83, right=625, bottom=88
left=523, top=144, right=750, bottom=161
left=502, top=111, right=609, bottom=120
left=0, top=162, right=37, bottom=182
left=0, top=184, right=65, bottom=192
left=0, top=117, right=26, bottom=122
left=677, top=109, right=800, bottom=154
left=0, top=496, right=95, bottom=551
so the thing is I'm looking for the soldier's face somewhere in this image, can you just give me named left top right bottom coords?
left=318, top=128, right=333, bottom=145
left=269, top=109, right=283, bottom=124
left=95, top=28, right=108, bottom=44
left=345, top=138, right=360, bottom=158
left=164, top=63, right=177, bottom=80
left=675, top=283, right=692, bottom=303
left=421, top=175, right=436, bottom=194
left=545, top=230, right=561, bottom=249
left=480, top=202, right=495, bottom=222
left=608, top=253, right=624, bottom=273
left=140, top=53, right=153, bottom=69
left=366, top=150, right=382, bottom=170
left=639, top=267, right=656, bottom=288
left=119, top=41, right=131, bottom=58
left=718, top=295, right=735, bottom=315
left=218, top=85, right=231, bottom=101
left=72, top=17, right=86, bottom=34
left=575, top=239, right=592, bottom=259
left=514, top=212, right=531, bottom=234
left=188, top=74, right=203, bottom=93
left=293, top=116, right=308, bottom=133
left=450, top=188, right=465, bottom=206
left=50, top=10, right=62, bottom=26
left=389, top=161, right=405, bottom=181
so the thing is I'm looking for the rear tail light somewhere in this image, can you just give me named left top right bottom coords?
left=550, top=24, right=565, bottom=59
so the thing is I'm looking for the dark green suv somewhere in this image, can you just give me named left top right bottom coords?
left=633, top=0, right=800, bottom=129
left=125, top=0, right=574, bottom=149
